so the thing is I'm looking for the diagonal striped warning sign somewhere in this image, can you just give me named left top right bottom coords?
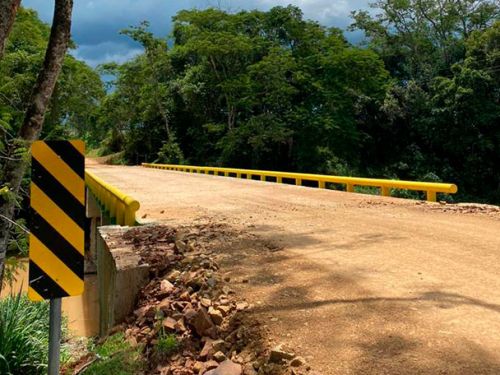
left=28, top=140, right=85, bottom=301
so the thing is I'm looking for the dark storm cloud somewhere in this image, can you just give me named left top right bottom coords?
left=21, top=0, right=370, bottom=67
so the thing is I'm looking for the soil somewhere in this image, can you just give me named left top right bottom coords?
left=87, top=163, right=500, bottom=374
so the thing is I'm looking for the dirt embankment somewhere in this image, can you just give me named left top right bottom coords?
left=69, top=223, right=308, bottom=375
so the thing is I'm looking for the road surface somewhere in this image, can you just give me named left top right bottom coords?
left=89, top=163, right=500, bottom=374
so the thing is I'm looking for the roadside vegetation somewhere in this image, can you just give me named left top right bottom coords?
left=0, top=293, right=67, bottom=375
left=76, top=333, right=145, bottom=375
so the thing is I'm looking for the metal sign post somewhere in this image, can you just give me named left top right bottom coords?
left=48, top=298, right=62, bottom=375
left=28, top=140, right=86, bottom=375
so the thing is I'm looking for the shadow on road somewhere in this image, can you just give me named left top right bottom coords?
left=211, top=222, right=500, bottom=374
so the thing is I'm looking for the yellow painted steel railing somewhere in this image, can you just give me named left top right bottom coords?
left=142, top=163, right=457, bottom=202
left=85, top=171, right=140, bottom=226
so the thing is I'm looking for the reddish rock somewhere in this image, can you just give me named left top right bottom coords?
left=216, top=305, right=231, bottom=317
left=161, top=279, right=175, bottom=293
left=134, top=305, right=156, bottom=320
left=180, top=291, right=191, bottom=301
left=205, top=360, right=242, bottom=375
left=200, top=298, right=212, bottom=308
left=236, top=302, right=249, bottom=311
left=199, top=339, right=214, bottom=359
left=269, top=345, right=295, bottom=363
left=290, top=356, right=306, bottom=367
left=201, top=360, right=219, bottom=373
left=175, top=317, right=187, bottom=332
left=208, top=307, right=224, bottom=325
left=190, top=308, right=216, bottom=337
left=167, top=269, right=181, bottom=282
left=158, top=298, right=171, bottom=312
left=163, top=317, right=177, bottom=331
left=213, top=351, right=227, bottom=362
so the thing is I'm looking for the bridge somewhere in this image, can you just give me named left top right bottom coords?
left=85, top=161, right=500, bottom=374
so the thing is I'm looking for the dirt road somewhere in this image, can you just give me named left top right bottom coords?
left=89, top=164, right=500, bottom=374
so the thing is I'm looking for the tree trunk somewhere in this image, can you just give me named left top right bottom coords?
left=0, top=0, right=74, bottom=287
left=0, top=0, right=21, bottom=58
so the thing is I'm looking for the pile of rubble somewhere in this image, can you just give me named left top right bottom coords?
left=425, top=202, right=500, bottom=217
left=115, top=224, right=309, bottom=375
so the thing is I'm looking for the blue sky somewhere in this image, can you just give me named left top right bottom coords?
left=22, top=0, right=370, bottom=67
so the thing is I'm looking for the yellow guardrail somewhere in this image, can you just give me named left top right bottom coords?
left=85, top=171, right=140, bottom=226
left=142, top=163, right=457, bottom=202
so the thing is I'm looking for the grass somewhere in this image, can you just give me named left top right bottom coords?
left=156, top=331, right=179, bottom=356
left=0, top=293, right=52, bottom=375
left=83, top=333, right=145, bottom=375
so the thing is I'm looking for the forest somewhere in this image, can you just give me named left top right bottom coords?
left=1, top=1, right=499, bottom=220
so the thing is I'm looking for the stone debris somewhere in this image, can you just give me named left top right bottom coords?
left=269, top=345, right=295, bottom=364
left=427, top=202, right=500, bottom=217
left=101, top=224, right=302, bottom=375
left=290, top=357, right=306, bottom=367
left=205, top=360, right=242, bottom=375
left=213, top=351, right=227, bottom=362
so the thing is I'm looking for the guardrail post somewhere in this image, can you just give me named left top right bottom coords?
left=247, top=174, right=252, bottom=179
left=319, top=181, right=326, bottom=189
left=427, top=191, right=437, bottom=202
left=237, top=173, right=241, bottom=178
left=346, top=184, right=354, bottom=193
left=277, top=176, right=282, bottom=183
left=296, top=178, right=302, bottom=186
left=381, top=186, right=391, bottom=197
left=260, top=175, right=266, bottom=181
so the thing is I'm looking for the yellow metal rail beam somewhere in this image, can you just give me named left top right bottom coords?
left=142, top=163, right=457, bottom=202
left=85, top=171, right=140, bottom=226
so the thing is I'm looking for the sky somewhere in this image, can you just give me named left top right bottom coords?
left=22, top=0, right=371, bottom=67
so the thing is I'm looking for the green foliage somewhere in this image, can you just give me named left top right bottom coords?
left=92, top=333, right=130, bottom=358
left=102, top=6, right=390, bottom=174
left=96, top=3, right=499, bottom=203
left=4, top=4, right=498, bottom=204
left=156, top=136, right=184, bottom=164
left=0, top=8, right=104, bottom=143
left=156, top=332, right=179, bottom=356
left=0, top=294, right=50, bottom=375
left=0, top=7, right=105, bottom=275
left=84, top=333, right=144, bottom=375
left=351, top=2, right=500, bottom=203
left=350, top=0, right=499, bottom=81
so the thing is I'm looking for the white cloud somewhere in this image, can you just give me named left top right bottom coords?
left=239, top=0, right=369, bottom=25
left=23, top=0, right=371, bottom=66
left=72, top=42, right=143, bottom=67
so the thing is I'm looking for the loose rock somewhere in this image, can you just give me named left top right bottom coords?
left=269, top=345, right=295, bottom=363
left=205, top=360, right=242, bottom=375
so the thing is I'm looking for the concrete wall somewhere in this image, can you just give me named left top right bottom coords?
left=97, top=226, right=150, bottom=336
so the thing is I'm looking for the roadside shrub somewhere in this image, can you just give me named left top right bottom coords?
left=0, top=293, right=50, bottom=375
left=155, top=136, right=184, bottom=165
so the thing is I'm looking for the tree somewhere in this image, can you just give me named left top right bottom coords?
left=351, top=0, right=499, bottom=81
left=0, top=0, right=21, bottom=58
left=0, top=0, right=74, bottom=285
left=351, top=1, right=499, bottom=202
left=100, top=7, right=390, bottom=174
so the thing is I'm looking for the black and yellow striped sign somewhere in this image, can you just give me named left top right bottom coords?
left=28, top=140, right=85, bottom=301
